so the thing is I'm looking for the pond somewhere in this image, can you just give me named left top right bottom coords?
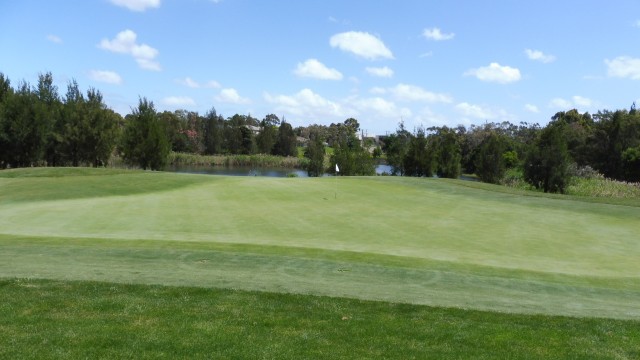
left=167, top=164, right=394, bottom=177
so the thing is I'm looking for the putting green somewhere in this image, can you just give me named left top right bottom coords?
left=1, top=168, right=639, bottom=319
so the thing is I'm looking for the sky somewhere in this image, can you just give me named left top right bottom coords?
left=1, top=0, right=640, bottom=135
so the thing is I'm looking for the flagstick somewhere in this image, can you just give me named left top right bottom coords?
left=335, top=163, right=339, bottom=199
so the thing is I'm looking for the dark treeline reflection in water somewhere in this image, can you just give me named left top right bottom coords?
left=167, top=164, right=394, bottom=177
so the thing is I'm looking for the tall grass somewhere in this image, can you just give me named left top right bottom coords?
left=168, top=152, right=309, bottom=168
left=500, top=166, right=640, bottom=200
left=567, top=177, right=640, bottom=198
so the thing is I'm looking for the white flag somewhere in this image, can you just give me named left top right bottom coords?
left=335, top=164, right=340, bottom=172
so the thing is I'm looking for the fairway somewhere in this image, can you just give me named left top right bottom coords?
left=1, top=168, right=639, bottom=320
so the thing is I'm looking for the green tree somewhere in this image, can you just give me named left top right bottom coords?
left=0, top=73, right=12, bottom=168
left=584, top=109, right=640, bottom=181
left=475, top=132, right=507, bottom=184
left=224, top=114, right=246, bottom=154
left=159, top=111, right=188, bottom=153
left=330, top=118, right=374, bottom=176
left=550, top=109, right=593, bottom=165
left=35, top=72, right=64, bottom=166
left=304, top=131, right=326, bottom=177
left=524, top=123, right=571, bottom=193
left=171, top=110, right=204, bottom=154
left=202, top=108, right=223, bottom=154
left=120, top=98, right=170, bottom=170
left=239, top=125, right=255, bottom=154
left=256, top=114, right=279, bottom=154
left=383, top=121, right=411, bottom=175
left=60, top=80, right=89, bottom=166
left=0, top=81, right=46, bottom=167
left=403, top=127, right=433, bottom=177
left=0, top=73, right=11, bottom=102
left=622, top=145, right=640, bottom=181
left=84, top=88, right=119, bottom=166
left=273, top=121, right=297, bottom=157
left=431, top=127, right=461, bottom=178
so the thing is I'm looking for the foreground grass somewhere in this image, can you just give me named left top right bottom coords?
left=1, top=278, right=638, bottom=360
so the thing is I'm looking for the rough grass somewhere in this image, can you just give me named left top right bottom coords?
left=568, top=177, right=640, bottom=198
left=501, top=167, right=640, bottom=203
left=1, top=278, right=639, bottom=360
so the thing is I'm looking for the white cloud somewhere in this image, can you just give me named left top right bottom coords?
left=548, top=96, right=595, bottom=109
left=388, top=84, right=452, bottom=103
left=46, top=34, right=62, bottom=44
left=330, top=31, right=394, bottom=60
left=367, top=84, right=451, bottom=103
left=136, top=58, right=161, bottom=71
left=205, top=80, right=221, bottom=88
left=215, top=88, right=250, bottom=104
left=572, top=95, right=592, bottom=107
left=419, top=51, right=433, bottom=58
left=177, top=77, right=220, bottom=88
left=162, top=96, right=196, bottom=107
left=366, top=66, right=394, bottom=78
left=605, top=56, right=640, bottom=80
left=88, top=70, right=122, bottom=85
left=422, top=27, right=455, bottom=41
left=412, top=107, right=450, bottom=127
left=549, top=98, right=573, bottom=109
left=524, top=104, right=540, bottom=113
left=294, top=59, right=343, bottom=80
left=264, top=88, right=347, bottom=119
left=99, top=29, right=161, bottom=71
left=110, top=0, right=160, bottom=12
left=455, top=102, right=513, bottom=121
left=353, top=97, right=412, bottom=119
left=179, top=77, right=200, bottom=88
left=456, top=102, right=495, bottom=119
left=525, top=49, right=556, bottom=63
left=465, top=63, right=521, bottom=84
left=634, top=20, right=640, bottom=28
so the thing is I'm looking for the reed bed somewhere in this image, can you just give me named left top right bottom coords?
left=168, top=152, right=309, bottom=168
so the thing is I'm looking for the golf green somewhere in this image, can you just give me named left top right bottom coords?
left=1, top=168, right=639, bottom=319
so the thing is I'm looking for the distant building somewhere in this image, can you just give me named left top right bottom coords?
left=246, top=125, right=261, bottom=135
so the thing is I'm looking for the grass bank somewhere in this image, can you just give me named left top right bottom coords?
left=1, top=278, right=638, bottom=359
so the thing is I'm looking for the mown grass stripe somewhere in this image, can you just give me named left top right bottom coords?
left=1, top=278, right=638, bottom=360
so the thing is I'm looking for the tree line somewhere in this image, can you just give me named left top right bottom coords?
left=381, top=106, right=640, bottom=193
left=0, top=72, right=299, bottom=170
left=2, top=72, right=639, bottom=193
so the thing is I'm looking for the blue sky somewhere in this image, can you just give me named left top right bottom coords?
left=1, top=0, right=639, bottom=135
